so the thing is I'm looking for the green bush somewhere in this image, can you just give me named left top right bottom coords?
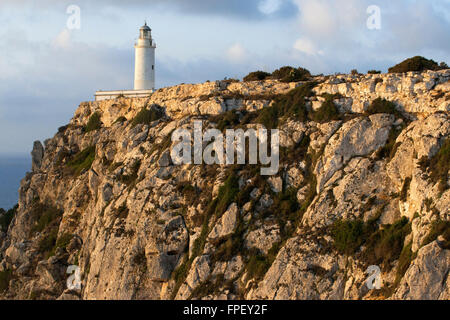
left=272, top=188, right=299, bottom=229
left=215, top=173, right=240, bottom=216
left=272, top=66, right=311, bottom=83
left=33, top=204, right=63, bottom=233
left=55, top=233, right=73, bottom=251
left=243, top=71, right=271, bottom=82
left=67, top=146, right=96, bottom=176
left=38, top=228, right=58, bottom=254
left=311, top=96, right=340, bottom=123
left=394, top=242, right=416, bottom=287
left=246, top=252, right=272, bottom=280
left=363, top=217, right=411, bottom=267
left=368, top=70, right=382, bottom=74
left=118, top=159, right=142, bottom=187
left=0, top=269, right=12, bottom=292
left=331, top=219, right=365, bottom=254
left=131, top=105, right=164, bottom=127
left=419, top=138, right=450, bottom=193
left=255, top=103, right=280, bottom=129
left=255, top=82, right=316, bottom=128
left=85, top=112, right=102, bottom=132
left=0, top=205, right=17, bottom=232
left=388, top=56, right=441, bottom=73
left=375, top=125, right=404, bottom=160
left=210, top=110, right=240, bottom=131
left=366, top=98, right=401, bottom=117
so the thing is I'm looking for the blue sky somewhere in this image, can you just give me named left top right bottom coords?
left=0, top=0, right=449, bottom=155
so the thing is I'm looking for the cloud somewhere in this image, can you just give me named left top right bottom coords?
left=291, top=0, right=449, bottom=71
left=0, top=0, right=299, bottom=20
left=52, top=29, right=72, bottom=49
left=258, top=0, right=282, bottom=15
left=226, top=43, right=248, bottom=63
left=293, top=37, right=323, bottom=55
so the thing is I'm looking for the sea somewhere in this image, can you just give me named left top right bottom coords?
left=0, top=156, right=31, bottom=210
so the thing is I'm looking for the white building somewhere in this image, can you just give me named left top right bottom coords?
left=95, top=22, right=156, bottom=101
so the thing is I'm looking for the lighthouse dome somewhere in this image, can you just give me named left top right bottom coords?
left=140, top=22, right=151, bottom=31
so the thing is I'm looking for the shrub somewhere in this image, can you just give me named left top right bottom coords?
left=118, top=159, right=142, bottom=187
left=351, top=69, right=359, bottom=75
left=0, top=205, right=17, bottom=232
left=256, top=82, right=316, bottom=128
left=246, top=252, right=272, bottom=280
left=331, top=219, right=365, bottom=255
left=55, top=233, right=73, bottom=251
left=368, top=70, right=382, bottom=74
left=176, top=181, right=199, bottom=206
left=272, top=188, right=299, bottom=229
left=418, top=138, right=450, bottom=193
left=272, top=66, right=311, bottom=83
left=116, top=203, right=129, bottom=220
left=375, top=125, right=404, bottom=160
left=131, top=105, right=164, bottom=127
left=85, top=112, right=102, bottom=132
left=0, top=269, right=12, bottom=292
left=58, top=125, right=69, bottom=133
left=33, top=204, right=63, bottom=233
left=38, top=228, right=58, bottom=254
left=243, top=71, right=271, bottom=82
left=388, top=56, right=441, bottom=73
left=363, top=217, right=411, bottom=268
left=215, top=173, right=240, bottom=216
left=311, top=96, right=340, bottom=123
left=394, top=242, right=416, bottom=287
left=255, top=103, right=280, bottom=129
left=209, top=110, right=240, bottom=131
left=67, top=146, right=96, bottom=176
left=366, top=98, right=403, bottom=119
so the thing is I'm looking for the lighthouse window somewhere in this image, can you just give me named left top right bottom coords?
left=152, top=65, right=154, bottom=70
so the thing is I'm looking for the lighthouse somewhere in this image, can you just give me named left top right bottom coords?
left=134, top=22, right=156, bottom=90
left=94, top=22, right=157, bottom=101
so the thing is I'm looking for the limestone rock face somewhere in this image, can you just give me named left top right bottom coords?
left=393, top=242, right=450, bottom=300
left=31, top=141, right=44, bottom=172
left=244, top=223, right=281, bottom=255
left=0, top=71, right=448, bottom=301
left=208, top=203, right=238, bottom=242
left=314, top=70, right=450, bottom=116
left=314, top=114, right=394, bottom=193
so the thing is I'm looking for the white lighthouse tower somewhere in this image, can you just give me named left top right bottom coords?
left=94, top=22, right=157, bottom=101
left=134, top=22, right=156, bottom=90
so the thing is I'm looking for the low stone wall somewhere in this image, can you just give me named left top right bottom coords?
left=94, top=89, right=154, bottom=101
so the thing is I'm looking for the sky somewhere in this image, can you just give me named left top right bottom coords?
left=0, top=0, right=449, bottom=156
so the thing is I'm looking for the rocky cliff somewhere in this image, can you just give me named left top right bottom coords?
left=0, top=69, right=449, bottom=300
